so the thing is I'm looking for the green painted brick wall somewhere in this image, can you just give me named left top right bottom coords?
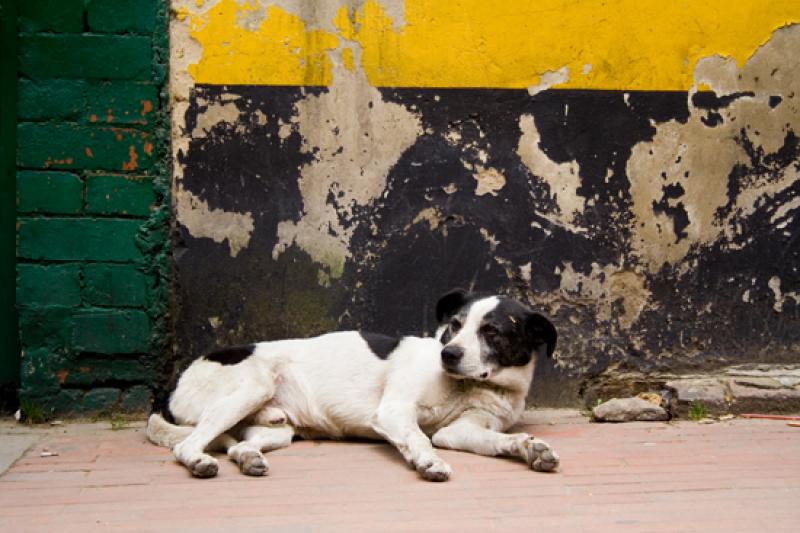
left=15, top=0, right=170, bottom=416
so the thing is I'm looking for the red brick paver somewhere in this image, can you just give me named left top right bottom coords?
left=1, top=411, right=798, bottom=532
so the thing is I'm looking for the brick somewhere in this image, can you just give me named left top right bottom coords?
left=87, top=0, right=158, bottom=34
left=81, top=388, right=121, bottom=413
left=19, top=348, right=66, bottom=397
left=17, top=80, right=85, bottom=121
left=17, top=123, right=155, bottom=171
left=17, top=0, right=85, bottom=33
left=18, top=218, right=144, bottom=261
left=121, top=385, right=153, bottom=411
left=86, top=175, right=155, bottom=216
left=19, top=35, right=153, bottom=81
left=86, top=82, right=158, bottom=125
left=72, top=310, right=150, bottom=354
left=63, top=358, right=148, bottom=386
left=17, top=264, right=82, bottom=307
left=17, top=308, right=74, bottom=351
left=16, top=171, right=84, bottom=214
left=83, top=263, right=148, bottom=307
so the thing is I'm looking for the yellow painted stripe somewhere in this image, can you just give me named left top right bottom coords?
left=186, top=0, right=800, bottom=90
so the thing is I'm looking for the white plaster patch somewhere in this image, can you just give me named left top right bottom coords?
left=272, top=45, right=422, bottom=276
left=517, top=114, right=585, bottom=233
left=627, top=24, right=800, bottom=273
left=175, top=185, right=255, bottom=258
left=192, top=101, right=241, bottom=139
left=473, top=165, right=507, bottom=196
left=527, top=66, right=570, bottom=96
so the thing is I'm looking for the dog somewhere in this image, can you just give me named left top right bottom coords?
left=147, top=288, right=559, bottom=481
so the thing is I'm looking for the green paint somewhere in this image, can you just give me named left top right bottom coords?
left=17, top=79, right=84, bottom=121
left=86, top=82, right=158, bottom=125
left=72, top=310, right=150, bottom=354
left=17, top=123, right=154, bottom=171
left=86, top=0, right=158, bottom=34
left=16, top=171, right=83, bottom=213
left=18, top=218, right=145, bottom=261
left=15, top=0, right=170, bottom=413
left=121, top=384, right=152, bottom=412
left=81, top=387, right=120, bottom=413
left=86, top=175, right=155, bottom=216
left=17, top=0, right=83, bottom=34
left=83, top=264, right=148, bottom=307
left=17, top=264, right=82, bottom=307
left=19, top=34, right=152, bottom=80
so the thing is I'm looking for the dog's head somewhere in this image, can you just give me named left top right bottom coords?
left=434, top=288, right=557, bottom=382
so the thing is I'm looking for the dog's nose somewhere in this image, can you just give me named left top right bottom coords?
left=441, top=345, right=464, bottom=368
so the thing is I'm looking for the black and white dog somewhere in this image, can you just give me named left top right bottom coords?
left=147, top=289, right=559, bottom=481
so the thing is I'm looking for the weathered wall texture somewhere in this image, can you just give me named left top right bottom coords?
left=15, top=0, right=171, bottom=414
left=171, top=0, right=800, bottom=405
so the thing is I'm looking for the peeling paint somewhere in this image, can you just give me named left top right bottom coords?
left=472, top=165, right=507, bottom=197
left=517, top=114, right=584, bottom=233
left=628, top=24, right=800, bottom=273
left=272, top=46, right=422, bottom=275
left=175, top=185, right=254, bottom=257
left=527, top=67, right=570, bottom=96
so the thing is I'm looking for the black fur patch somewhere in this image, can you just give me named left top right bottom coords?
left=481, top=298, right=557, bottom=367
left=359, top=332, right=400, bottom=359
left=203, top=344, right=256, bottom=365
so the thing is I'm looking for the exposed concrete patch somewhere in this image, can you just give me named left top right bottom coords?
left=272, top=46, right=422, bottom=276
left=527, top=66, right=570, bottom=96
left=175, top=186, right=254, bottom=257
left=473, top=165, right=507, bottom=196
left=556, top=262, right=651, bottom=330
left=627, top=24, right=800, bottom=273
left=517, top=114, right=584, bottom=233
left=191, top=101, right=241, bottom=139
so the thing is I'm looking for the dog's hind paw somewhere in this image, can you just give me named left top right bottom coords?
left=525, top=437, right=560, bottom=473
left=239, top=450, right=269, bottom=476
left=189, top=454, right=219, bottom=478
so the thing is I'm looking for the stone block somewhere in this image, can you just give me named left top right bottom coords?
left=81, top=388, right=121, bottom=413
left=592, top=397, right=669, bottom=422
left=121, top=385, right=153, bottom=412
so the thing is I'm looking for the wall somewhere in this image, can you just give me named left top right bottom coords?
left=15, top=0, right=170, bottom=414
left=171, top=1, right=800, bottom=405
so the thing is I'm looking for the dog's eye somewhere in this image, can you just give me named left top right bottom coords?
left=450, top=318, right=462, bottom=332
left=481, top=325, right=498, bottom=338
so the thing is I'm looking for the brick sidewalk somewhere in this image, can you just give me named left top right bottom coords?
left=1, top=410, right=798, bottom=532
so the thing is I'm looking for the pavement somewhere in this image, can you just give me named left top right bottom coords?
left=0, top=409, right=798, bottom=532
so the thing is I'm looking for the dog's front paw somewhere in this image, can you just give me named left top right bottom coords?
left=239, top=450, right=269, bottom=476
left=415, top=457, right=452, bottom=482
left=188, top=454, right=219, bottom=478
left=524, top=437, right=560, bottom=472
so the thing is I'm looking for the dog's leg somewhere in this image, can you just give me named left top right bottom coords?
left=432, top=416, right=560, bottom=472
left=226, top=425, right=295, bottom=476
left=371, top=401, right=452, bottom=482
left=173, top=381, right=275, bottom=478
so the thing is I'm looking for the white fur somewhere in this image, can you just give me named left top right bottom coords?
left=147, top=297, right=559, bottom=481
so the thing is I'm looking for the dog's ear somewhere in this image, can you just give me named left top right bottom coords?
left=436, top=288, right=470, bottom=323
left=525, top=312, right=557, bottom=358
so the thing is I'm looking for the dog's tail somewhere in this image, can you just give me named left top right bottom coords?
left=146, top=413, right=194, bottom=448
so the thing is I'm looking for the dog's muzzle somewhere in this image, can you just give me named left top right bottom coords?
left=441, top=345, right=464, bottom=372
